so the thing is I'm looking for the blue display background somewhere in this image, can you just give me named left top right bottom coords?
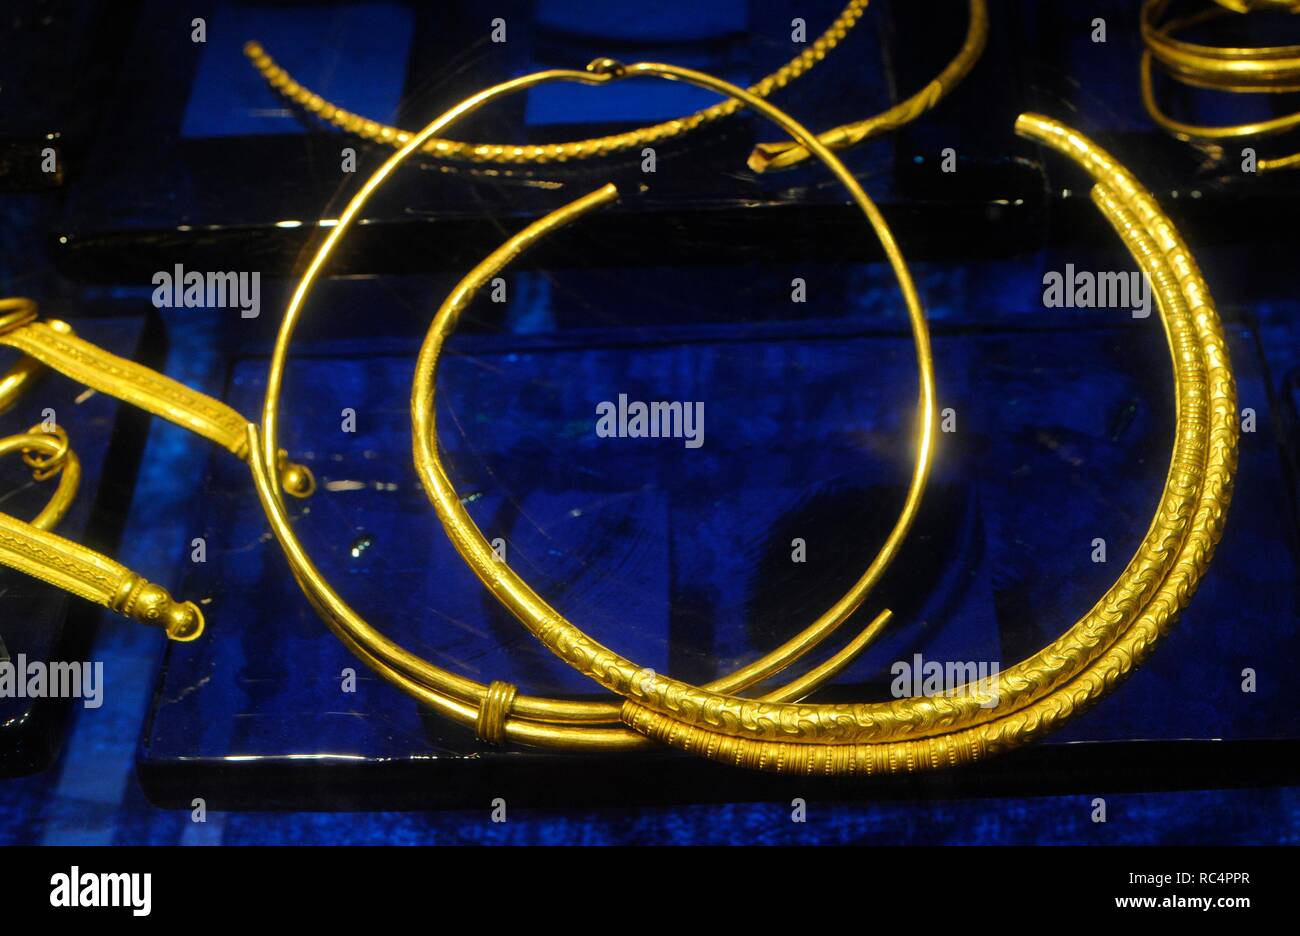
left=181, top=3, right=411, bottom=138
left=2, top=0, right=1300, bottom=843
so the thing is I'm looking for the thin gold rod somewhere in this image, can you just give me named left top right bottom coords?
left=0, top=357, right=48, bottom=417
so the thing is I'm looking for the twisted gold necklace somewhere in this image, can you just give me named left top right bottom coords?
left=243, top=0, right=987, bottom=172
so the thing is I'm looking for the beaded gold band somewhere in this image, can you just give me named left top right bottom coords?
left=1141, top=0, right=1300, bottom=171
left=247, top=60, right=935, bottom=752
left=242, top=0, right=986, bottom=172
left=410, top=114, right=1238, bottom=773
left=0, top=428, right=203, bottom=641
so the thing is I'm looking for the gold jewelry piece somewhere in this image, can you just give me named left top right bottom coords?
left=248, top=59, right=935, bottom=752
left=0, top=427, right=203, bottom=641
left=748, top=0, right=987, bottom=172
left=412, top=113, right=1237, bottom=773
left=3, top=427, right=79, bottom=531
left=242, top=1, right=986, bottom=172
left=0, top=297, right=315, bottom=498
left=1141, top=0, right=1300, bottom=171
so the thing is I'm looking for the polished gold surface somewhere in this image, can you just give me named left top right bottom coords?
left=0, top=428, right=79, bottom=531
left=1142, top=0, right=1300, bottom=171
left=413, top=114, right=1238, bottom=772
left=0, top=353, right=48, bottom=418
left=244, top=0, right=984, bottom=171
left=1212, top=0, right=1300, bottom=17
left=250, top=59, right=934, bottom=752
left=749, top=0, right=987, bottom=172
left=0, top=298, right=314, bottom=498
left=0, top=428, right=203, bottom=641
left=0, top=297, right=312, bottom=639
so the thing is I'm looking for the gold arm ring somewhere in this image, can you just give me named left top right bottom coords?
left=1141, top=0, right=1300, bottom=171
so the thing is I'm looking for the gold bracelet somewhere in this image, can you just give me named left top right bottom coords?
left=0, top=427, right=203, bottom=640
left=0, top=298, right=315, bottom=499
left=1141, top=0, right=1300, bottom=171
left=242, top=0, right=986, bottom=172
left=247, top=59, right=936, bottom=751
left=408, top=113, right=1237, bottom=773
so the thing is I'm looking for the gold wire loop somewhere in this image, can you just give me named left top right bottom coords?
left=475, top=681, right=519, bottom=746
left=21, top=423, right=70, bottom=482
left=0, top=429, right=81, bottom=532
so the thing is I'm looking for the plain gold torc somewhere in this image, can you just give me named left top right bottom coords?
left=248, top=59, right=936, bottom=753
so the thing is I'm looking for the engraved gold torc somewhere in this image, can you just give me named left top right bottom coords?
left=243, top=0, right=987, bottom=172
left=410, top=114, right=1238, bottom=773
left=248, top=60, right=936, bottom=752
left=1141, top=0, right=1300, bottom=172
left=0, top=427, right=204, bottom=641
